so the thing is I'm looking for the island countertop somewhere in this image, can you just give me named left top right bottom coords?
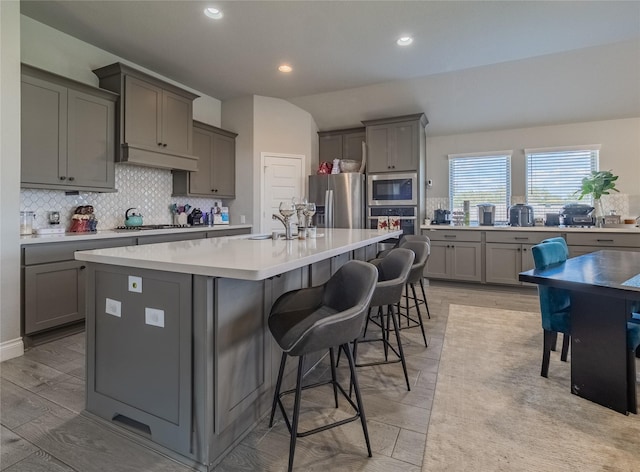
left=75, top=228, right=401, bottom=280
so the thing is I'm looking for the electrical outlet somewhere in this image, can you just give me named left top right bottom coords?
left=145, top=308, right=165, bottom=328
left=128, top=275, right=142, bottom=293
left=105, top=298, right=121, bottom=317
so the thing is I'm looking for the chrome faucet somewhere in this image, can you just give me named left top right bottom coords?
left=272, top=214, right=294, bottom=240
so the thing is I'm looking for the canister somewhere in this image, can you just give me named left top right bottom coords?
left=20, top=211, right=35, bottom=235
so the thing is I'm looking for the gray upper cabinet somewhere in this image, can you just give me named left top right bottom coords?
left=93, top=63, right=199, bottom=172
left=21, top=64, right=117, bottom=192
left=318, top=127, right=365, bottom=163
left=172, top=121, right=237, bottom=198
left=362, top=114, right=428, bottom=173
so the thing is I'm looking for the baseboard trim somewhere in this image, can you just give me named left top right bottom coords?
left=0, top=338, right=24, bottom=362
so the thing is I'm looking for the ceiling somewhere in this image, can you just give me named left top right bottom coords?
left=20, top=1, right=640, bottom=135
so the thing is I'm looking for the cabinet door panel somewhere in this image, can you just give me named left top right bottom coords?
left=319, top=134, right=343, bottom=161
left=21, top=76, right=67, bottom=185
left=212, top=133, right=236, bottom=198
left=343, top=132, right=365, bottom=162
left=215, top=278, right=265, bottom=432
left=189, top=127, right=213, bottom=195
left=67, top=89, right=115, bottom=188
left=124, top=76, right=162, bottom=148
left=393, top=122, right=417, bottom=171
left=425, top=241, right=449, bottom=279
left=162, top=90, right=192, bottom=155
left=450, top=243, right=482, bottom=282
left=485, top=243, right=521, bottom=285
left=366, top=125, right=391, bottom=172
left=24, top=260, right=85, bottom=334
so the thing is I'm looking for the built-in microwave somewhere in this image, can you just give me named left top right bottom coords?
left=367, top=172, right=417, bottom=206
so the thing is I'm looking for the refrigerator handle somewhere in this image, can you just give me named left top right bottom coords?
left=327, top=189, right=334, bottom=228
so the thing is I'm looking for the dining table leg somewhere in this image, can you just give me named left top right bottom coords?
left=570, top=293, right=630, bottom=415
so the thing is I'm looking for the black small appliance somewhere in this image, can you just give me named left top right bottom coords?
left=560, top=203, right=595, bottom=226
left=433, top=209, right=450, bottom=225
left=188, top=208, right=204, bottom=225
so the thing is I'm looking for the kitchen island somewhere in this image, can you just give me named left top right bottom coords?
left=75, top=228, right=400, bottom=471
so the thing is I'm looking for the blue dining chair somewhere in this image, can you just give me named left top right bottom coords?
left=531, top=241, right=571, bottom=377
left=541, top=237, right=569, bottom=258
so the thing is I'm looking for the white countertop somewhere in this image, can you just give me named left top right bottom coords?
left=20, top=224, right=253, bottom=245
left=420, top=224, right=640, bottom=233
left=75, top=228, right=402, bottom=280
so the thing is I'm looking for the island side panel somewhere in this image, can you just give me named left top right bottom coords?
left=85, top=263, right=193, bottom=456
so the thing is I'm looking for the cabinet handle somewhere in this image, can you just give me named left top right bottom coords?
left=444, top=235, right=457, bottom=238
left=163, top=143, right=167, bottom=147
left=80, top=265, right=86, bottom=270
left=596, top=239, right=614, bottom=243
left=157, top=142, right=163, bottom=146
left=68, top=176, right=75, bottom=181
left=522, top=248, right=527, bottom=252
left=517, top=247, right=521, bottom=252
left=514, top=237, right=528, bottom=241
left=59, top=176, right=66, bottom=180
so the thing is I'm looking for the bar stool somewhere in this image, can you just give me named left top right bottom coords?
left=268, top=260, right=377, bottom=472
left=397, top=240, right=430, bottom=347
left=354, top=248, right=415, bottom=391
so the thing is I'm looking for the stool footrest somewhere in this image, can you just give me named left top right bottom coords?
left=276, top=376, right=362, bottom=438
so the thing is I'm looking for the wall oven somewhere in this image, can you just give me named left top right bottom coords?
left=367, top=172, right=417, bottom=206
left=368, top=207, right=416, bottom=237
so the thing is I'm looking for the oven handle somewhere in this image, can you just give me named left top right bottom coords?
left=368, top=216, right=416, bottom=220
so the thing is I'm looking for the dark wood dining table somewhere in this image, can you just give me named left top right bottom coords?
left=519, top=250, right=640, bottom=414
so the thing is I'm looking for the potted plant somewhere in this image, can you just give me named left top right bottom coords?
left=574, top=170, right=619, bottom=225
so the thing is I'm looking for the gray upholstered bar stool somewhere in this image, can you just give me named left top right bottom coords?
left=355, top=248, right=415, bottom=391
left=268, top=260, right=377, bottom=472
left=398, top=239, right=430, bottom=347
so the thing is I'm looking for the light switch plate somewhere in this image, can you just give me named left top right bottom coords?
left=128, top=275, right=142, bottom=293
left=105, top=298, right=121, bottom=317
left=145, top=308, right=165, bottom=328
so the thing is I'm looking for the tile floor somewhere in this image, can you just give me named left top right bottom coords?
left=0, top=282, right=540, bottom=471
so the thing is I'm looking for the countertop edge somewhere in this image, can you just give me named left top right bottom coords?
left=20, top=224, right=254, bottom=245
left=420, top=224, right=640, bottom=233
left=75, top=229, right=401, bottom=280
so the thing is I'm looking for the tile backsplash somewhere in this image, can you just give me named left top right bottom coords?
left=21, top=165, right=224, bottom=230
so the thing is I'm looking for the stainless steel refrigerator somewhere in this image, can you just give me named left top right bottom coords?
left=308, top=173, right=365, bottom=229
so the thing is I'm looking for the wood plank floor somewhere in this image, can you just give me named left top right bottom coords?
left=1, top=282, right=540, bottom=471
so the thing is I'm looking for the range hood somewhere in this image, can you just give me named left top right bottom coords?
left=93, top=62, right=200, bottom=173
left=119, top=145, right=199, bottom=172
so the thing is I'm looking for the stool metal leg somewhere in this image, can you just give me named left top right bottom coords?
left=418, top=278, right=431, bottom=319
left=287, top=357, right=305, bottom=472
left=389, top=305, right=411, bottom=391
left=270, top=351, right=287, bottom=427
left=410, top=283, right=428, bottom=347
left=342, top=343, right=372, bottom=457
left=329, top=347, right=339, bottom=408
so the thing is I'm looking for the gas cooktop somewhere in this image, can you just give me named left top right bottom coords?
left=114, top=224, right=189, bottom=231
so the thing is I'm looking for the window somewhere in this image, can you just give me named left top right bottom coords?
left=448, top=151, right=512, bottom=224
left=525, top=145, right=599, bottom=216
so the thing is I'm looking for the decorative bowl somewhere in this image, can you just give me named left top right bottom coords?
left=339, top=159, right=360, bottom=173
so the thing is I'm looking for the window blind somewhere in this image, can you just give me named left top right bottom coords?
left=526, top=147, right=598, bottom=216
left=448, top=153, right=511, bottom=223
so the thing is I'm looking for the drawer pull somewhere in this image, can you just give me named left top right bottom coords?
left=596, top=239, right=614, bottom=243
left=444, top=235, right=457, bottom=238
left=514, top=237, right=529, bottom=241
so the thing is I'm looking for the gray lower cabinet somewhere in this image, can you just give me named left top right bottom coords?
left=566, top=232, right=640, bottom=257
left=484, top=231, right=560, bottom=285
left=21, top=64, right=117, bottom=192
left=22, top=237, right=136, bottom=336
left=423, top=229, right=482, bottom=282
left=173, top=121, right=238, bottom=198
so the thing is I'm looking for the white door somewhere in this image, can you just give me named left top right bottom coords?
left=261, top=153, right=305, bottom=233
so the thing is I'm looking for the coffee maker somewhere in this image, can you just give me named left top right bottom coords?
left=433, top=209, right=451, bottom=225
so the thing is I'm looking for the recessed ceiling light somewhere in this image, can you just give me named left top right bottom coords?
left=278, top=64, right=293, bottom=73
left=204, top=7, right=223, bottom=20
left=397, top=36, right=413, bottom=46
